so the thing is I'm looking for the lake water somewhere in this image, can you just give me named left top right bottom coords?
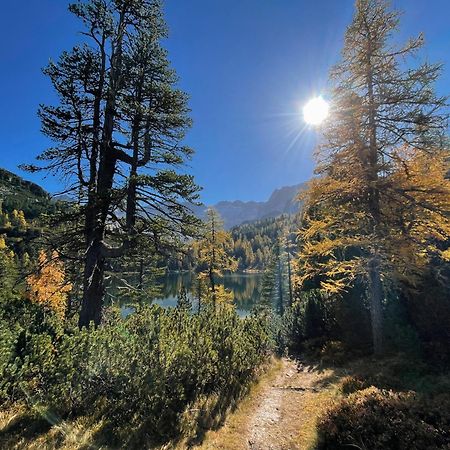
left=118, top=272, right=265, bottom=316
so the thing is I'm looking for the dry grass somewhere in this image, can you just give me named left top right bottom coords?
left=295, top=384, right=342, bottom=450
left=0, top=359, right=284, bottom=450
left=0, top=404, right=106, bottom=450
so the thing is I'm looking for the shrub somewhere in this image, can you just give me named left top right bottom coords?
left=317, top=387, right=450, bottom=450
left=0, top=299, right=272, bottom=446
left=340, top=376, right=367, bottom=395
left=319, top=340, right=348, bottom=366
left=279, top=300, right=305, bottom=352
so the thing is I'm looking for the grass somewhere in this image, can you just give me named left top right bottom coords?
left=3, top=353, right=445, bottom=449
left=0, top=359, right=283, bottom=450
left=295, top=381, right=342, bottom=449
left=0, top=404, right=106, bottom=450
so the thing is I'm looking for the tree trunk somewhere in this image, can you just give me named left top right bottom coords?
left=209, top=268, right=216, bottom=306
left=79, top=149, right=117, bottom=327
left=365, top=32, right=384, bottom=355
left=277, top=254, right=284, bottom=315
left=368, top=256, right=383, bottom=355
left=79, top=238, right=105, bottom=327
left=287, top=250, right=293, bottom=307
left=197, top=277, right=202, bottom=314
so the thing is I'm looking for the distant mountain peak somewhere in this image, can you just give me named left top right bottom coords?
left=190, top=183, right=305, bottom=229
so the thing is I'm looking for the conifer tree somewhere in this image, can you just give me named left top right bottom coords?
left=26, top=0, right=200, bottom=326
left=0, top=236, right=19, bottom=301
left=297, top=0, right=449, bottom=354
left=194, top=208, right=237, bottom=305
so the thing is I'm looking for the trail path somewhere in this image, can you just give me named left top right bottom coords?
left=199, top=358, right=343, bottom=450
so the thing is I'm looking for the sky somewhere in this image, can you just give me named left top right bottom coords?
left=1, top=1, right=449, bottom=204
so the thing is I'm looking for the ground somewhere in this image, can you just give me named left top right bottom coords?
left=197, top=357, right=344, bottom=450
left=0, top=358, right=344, bottom=450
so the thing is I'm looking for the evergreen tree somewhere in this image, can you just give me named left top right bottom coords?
left=0, top=236, right=19, bottom=302
left=297, top=0, right=449, bottom=354
left=26, top=0, right=200, bottom=326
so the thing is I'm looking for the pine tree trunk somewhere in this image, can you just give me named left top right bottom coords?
left=277, top=256, right=284, bottom=315
left=79, top=238, right=105, bottom=327
left=79, top=151, right=117, bottom=327
left=209, top=268, right=216, bottom=306
left=368, top=256, right=383, bottom=355
left=287, top=250, right=293, bottom=307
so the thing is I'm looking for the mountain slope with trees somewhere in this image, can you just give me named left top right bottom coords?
left=0, top=168, right=54, bottom=220
left=189, top=183, right=304, bottom=229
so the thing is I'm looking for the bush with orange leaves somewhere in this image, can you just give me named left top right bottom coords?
left=26, top=250, right=72, bottom=318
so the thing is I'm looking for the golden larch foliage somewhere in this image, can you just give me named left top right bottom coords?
left=26, top=250, right=72, bottom=318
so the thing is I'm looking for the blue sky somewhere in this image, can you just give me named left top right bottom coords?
left=1, top=1, right=449, bottom=204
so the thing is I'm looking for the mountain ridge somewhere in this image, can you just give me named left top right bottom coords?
left=190, top=183, right=305, bottom=229
left=0, top=167, right=305, bottom=229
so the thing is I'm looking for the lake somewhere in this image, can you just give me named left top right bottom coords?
left=117, top=272, right=265, bottom=316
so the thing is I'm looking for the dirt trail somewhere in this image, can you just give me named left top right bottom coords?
left=198, top=357, right=342, bottom=450
left=247, top=358, right=340, bottom=450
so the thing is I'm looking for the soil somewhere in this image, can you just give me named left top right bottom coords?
left=198, top=357, right=343, bottom=450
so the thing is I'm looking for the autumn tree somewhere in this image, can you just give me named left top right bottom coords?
left=10, top=210, right=27, bottom=229
left=296, top=0, right=449, bottom=354
left=194, top=208, right=237, bottom=306
left=27, top=0, right=200, bottom=326
left=26, top=250, right=73, bottom=318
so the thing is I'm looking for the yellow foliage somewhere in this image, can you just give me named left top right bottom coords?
left=297, top=145, right=450, bottom=295
left=26, top=250, right=72, bottom=318
left=11, top=209, right=27, bottom=228
left=193, top=208, right=238, bottom=281
left=0, top=235, right=6, bottom=250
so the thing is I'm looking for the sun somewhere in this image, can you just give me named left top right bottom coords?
left=303, top=96, right=329, bottom=125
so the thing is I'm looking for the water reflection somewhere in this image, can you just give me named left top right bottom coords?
left=117, top=272, right=264, bottom=316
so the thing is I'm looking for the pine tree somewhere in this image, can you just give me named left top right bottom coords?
left=26, top=0, right=200, bottom=326
left=297, top=0, right=449, bottom=354
left=0, top=236, right=19, bottom=301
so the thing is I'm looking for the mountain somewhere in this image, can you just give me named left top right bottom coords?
left=0, top=168, right=54, bottom=219
left=190, top=183, right=305, bottom=229
left=0, top=167, right=305, bottom=229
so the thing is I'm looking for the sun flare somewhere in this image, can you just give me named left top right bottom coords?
left=303, top=96, right=329, bottom=125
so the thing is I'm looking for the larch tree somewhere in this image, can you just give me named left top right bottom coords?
left=26, top=251, right=73, bottom=319
left=296, top=0, right=449, bottom=354
left=25, top=0, right=200, bottom=326
left=194, top=208, right=237, bottom=306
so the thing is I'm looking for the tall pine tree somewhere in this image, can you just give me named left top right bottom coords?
left=27, top=0, right=200, bottom=326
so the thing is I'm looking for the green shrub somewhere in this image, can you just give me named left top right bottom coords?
left=317, top=387, right=450, bottom=450
left=0, top=299, right=272, bottom=446
left=279, top=300, right=305, bottom=352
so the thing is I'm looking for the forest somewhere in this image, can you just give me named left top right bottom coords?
left=0, top=0, right=449, bottom=449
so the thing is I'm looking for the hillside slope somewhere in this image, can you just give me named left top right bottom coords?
left=0, top=168, right=53, bottom=219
